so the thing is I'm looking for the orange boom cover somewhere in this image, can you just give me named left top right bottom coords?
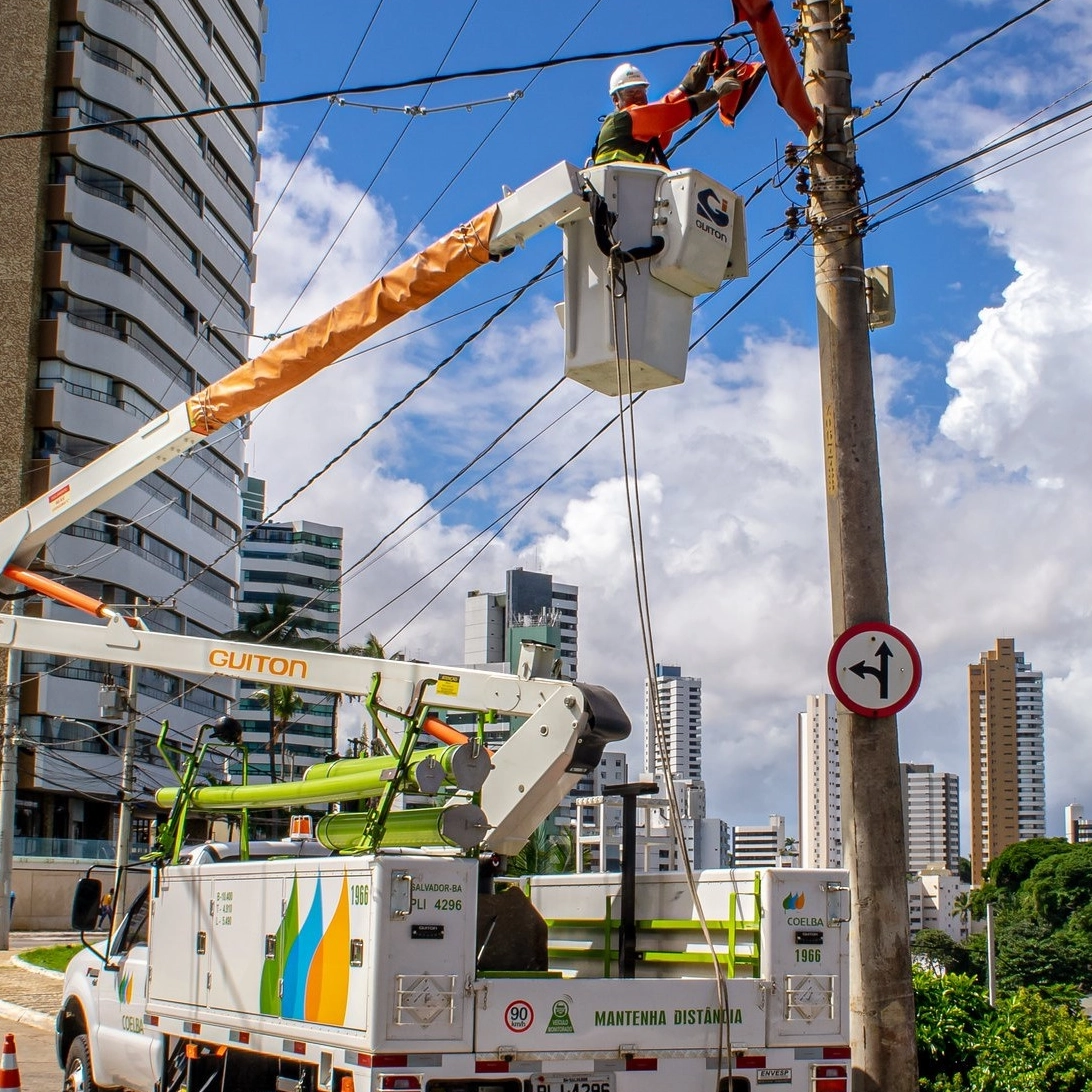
left=186, top=206, right=499, bottom=435
left=732, top=0, right=817, bottom=135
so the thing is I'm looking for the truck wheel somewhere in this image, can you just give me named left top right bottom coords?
left=63, top=1035, right=100, bottom=1092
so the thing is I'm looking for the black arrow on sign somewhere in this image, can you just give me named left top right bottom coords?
left=849, top=641, right=893, bottom=699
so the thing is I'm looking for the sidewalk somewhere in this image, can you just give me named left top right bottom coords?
left=0, top=932, right=86, bottom=1031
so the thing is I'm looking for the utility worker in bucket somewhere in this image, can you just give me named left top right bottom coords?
left=592, top=50, right=741, bottom=167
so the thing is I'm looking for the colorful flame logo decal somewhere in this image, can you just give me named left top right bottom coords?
left=783, top=892, right=806, bottom=910
left=116, top=970, right=134, bottom=1004
left=260, top=873, right=351, bottom=1024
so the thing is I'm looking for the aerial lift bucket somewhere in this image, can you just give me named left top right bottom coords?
left=559, top=163, right=747, bottom=396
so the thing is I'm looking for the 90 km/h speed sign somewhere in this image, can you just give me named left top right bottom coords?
left=826, top=621, right=922, bottom=718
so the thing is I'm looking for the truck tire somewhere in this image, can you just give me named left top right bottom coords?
left=63, top=1035, right=101, bottom=1092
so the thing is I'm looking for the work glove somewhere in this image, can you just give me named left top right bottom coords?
left=679, top=55, right=712, bottom=96
left=713, top=69, right=742, bottom=97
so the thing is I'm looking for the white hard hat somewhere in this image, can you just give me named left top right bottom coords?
left=609, top=63, right=650, bottom=97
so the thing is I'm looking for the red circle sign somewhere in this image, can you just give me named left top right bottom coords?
left=827, top=621, right=922, bottom=718
left=504, top=1000, right=534, bottom=1033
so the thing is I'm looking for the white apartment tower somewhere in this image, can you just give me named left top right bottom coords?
left=237, top=477, right=343, bottom=781
left=0, top=0, right=263, bottom=847
left=901, top=763, right=960, bottom=873
left=644, top=664, right=702, bottom=788
left=798, top=693, right=843, bottom=869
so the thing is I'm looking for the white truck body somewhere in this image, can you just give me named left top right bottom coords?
left=59, top=854, right=851, bottom=1092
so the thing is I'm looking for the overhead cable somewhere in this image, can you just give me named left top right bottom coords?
left=0, top=34, right=748, bottom=142
left=856, top=0, right=1059, bottom=137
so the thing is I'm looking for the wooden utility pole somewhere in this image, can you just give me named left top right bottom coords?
left=801, top=3, right=918, bottom=1090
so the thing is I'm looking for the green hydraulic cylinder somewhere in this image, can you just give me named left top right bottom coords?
left=151, top=742, right=484, bottom=812
left=303, top=742, right=491, bottom=793
left=315, top=804, right=488, bottom=853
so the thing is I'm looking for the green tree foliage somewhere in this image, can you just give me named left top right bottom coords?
left=971, top=989, right=1092, bottom=1092
left=913, top=967, right=989, bottom=1085
left=966, top=881, right=999, bottom=922
left=916, top=840, right=1092, bottom=1089
left=915, top=971, right=1092, bottom=1092
left=992, top=917, right=1092, bottom=994
left=251, top=684, right=305, bottom=778
left=1022, top=844, right=1092, bottom=927
left=985, top=837, right=1070, bottom=893
left=507, top=822, right=577, bottom=876
left=912, top=928, right=970, bottom=975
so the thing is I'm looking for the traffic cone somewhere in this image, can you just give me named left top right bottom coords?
left=0, top=1033, right=21, bottom=1092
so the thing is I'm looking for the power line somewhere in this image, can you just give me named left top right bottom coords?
left=0, top=34, right=748, bottom=143
left=271, top=0, right=485, bottom=336
left=855, top=0, right=1060, bottom=138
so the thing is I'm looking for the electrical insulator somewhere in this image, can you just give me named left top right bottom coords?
left=783, top=206, right=802, bottom=240
left=795, top=169, right=811, bottom=195
left=853, top=165, right=865, bottom=192
left=784, top=143, right=801, bottom=169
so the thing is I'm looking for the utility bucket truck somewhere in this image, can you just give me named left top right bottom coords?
left=0, top=158, right=850, bottom=1091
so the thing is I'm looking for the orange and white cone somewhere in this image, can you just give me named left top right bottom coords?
left=0, top=1033, right=21, bottom=1092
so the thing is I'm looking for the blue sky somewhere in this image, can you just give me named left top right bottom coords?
left=245, top=0, right=1092, bottom=840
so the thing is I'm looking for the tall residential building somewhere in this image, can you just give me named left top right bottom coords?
left=901, top=763, right=960, bottom=874
left=798, top=693, right=842, bottom=869
left=236, top=477, right=343, bottom=781
left=643, top=663, right=709, bottom=867
left=968, top=638, right=1046, bottom=884
left=0, top=0, right=263, bottom=848
left=644, top=664, right=702, bottom=787
left=464, top=568, right=578, bottom=680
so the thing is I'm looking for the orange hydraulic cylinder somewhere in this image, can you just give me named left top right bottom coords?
left=4, top=565, right=141, bottom=626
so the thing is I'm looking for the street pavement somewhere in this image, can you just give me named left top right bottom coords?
left=0, top=931, right=96, bottom=1092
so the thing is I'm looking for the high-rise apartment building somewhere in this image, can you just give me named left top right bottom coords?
left=237, top=477, right=342, bottom=781
left=798, top=693, right=842, bottom=869
left=464, top=568, right=577, bottom=680
left=644, top=664, right=702, bottom=787
left=901, top=763, right=960, bottom=874
left=968, top=638, right=1045, bottom=884
left=0, top=0, right=263, bottom=846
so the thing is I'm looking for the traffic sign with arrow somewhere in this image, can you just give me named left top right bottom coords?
left=826, top=621, right=922, bottom=718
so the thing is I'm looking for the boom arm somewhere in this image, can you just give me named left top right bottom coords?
left=0, top=610, right=628, bottom=855
left=0, top=162, right=585, bottom=582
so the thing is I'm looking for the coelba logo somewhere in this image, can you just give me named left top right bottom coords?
left=783, top=892, right=806, bottom=911
left=696, top=187, right=731, bottom=228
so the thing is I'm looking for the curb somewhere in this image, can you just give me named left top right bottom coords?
left=0, top=998, right=54, bottom=1032
left=10, top=954, right=64, bottom=980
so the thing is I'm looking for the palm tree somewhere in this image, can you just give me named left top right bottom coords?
left=226, top=594, right=392, bottom=777
left=251, top=685, right=305, bottom=779
left=953, top=890, right=973, bottom=934
left=225, top=592, right=327, bottom=781
left=508, top=822, right=578, bottom=876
